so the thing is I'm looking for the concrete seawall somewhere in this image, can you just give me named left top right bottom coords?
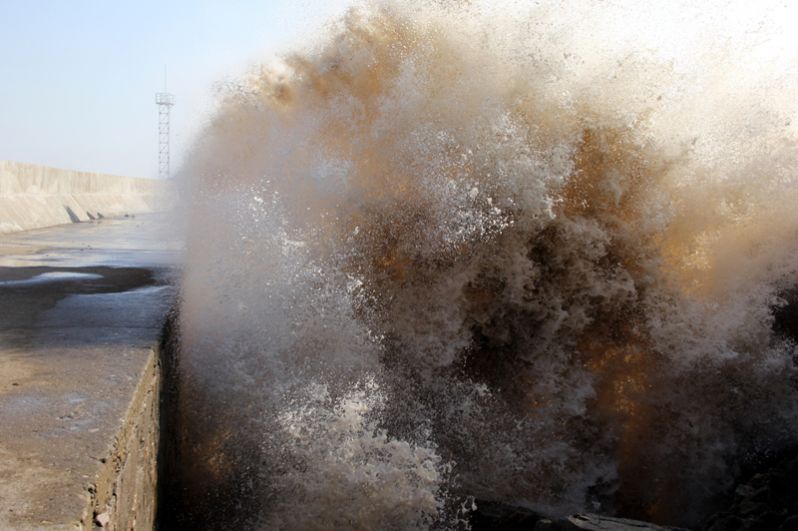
left=0, top=215, right=178, bottom=530
left=0, top=161, right=164, bottom=234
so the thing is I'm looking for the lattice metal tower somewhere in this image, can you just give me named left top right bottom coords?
left=155, top=88, right=175, bottom=179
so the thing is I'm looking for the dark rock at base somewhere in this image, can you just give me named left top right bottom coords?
left=566, top=513, right=688, bottom=531
left=778, top=515, right=798, bottom=531
left=470, top=501, right=689, bottom=531
left=701, top=449, right=798, bottom=531
left=470, top=500, right=543, bottom=530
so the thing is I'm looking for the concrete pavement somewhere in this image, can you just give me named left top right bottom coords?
left=0, top=215, right=179, bottom=530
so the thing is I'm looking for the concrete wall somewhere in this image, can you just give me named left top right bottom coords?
left=85, top=347, right=161, bottom=531
left=0, top=160, right=165, bottom=234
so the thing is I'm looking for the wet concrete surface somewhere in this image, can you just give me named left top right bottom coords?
left=0, top=215, right=180, bottom=529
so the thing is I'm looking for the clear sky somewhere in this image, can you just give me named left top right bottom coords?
left=0, top=0, right=354, bottom=178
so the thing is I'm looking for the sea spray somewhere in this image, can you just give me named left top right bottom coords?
left=177, top=1, right=798, bottom=528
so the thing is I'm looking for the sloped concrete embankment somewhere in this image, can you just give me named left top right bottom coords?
left=0, top=160, right=165, bottom=234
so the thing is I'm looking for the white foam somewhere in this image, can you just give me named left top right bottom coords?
left=177, top=1, right=798, bottom=527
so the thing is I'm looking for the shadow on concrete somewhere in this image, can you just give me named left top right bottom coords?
left=156, top=311, right=183, bottom=530
left=0, top=265, right=170, bottom=350
left=154, top=308, right=267, bottom=530
left=64, top=206, right=81, bottom=223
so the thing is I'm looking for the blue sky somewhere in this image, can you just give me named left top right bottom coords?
left=0, top=1, right=354, bottom=177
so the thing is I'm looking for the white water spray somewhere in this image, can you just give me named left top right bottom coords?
left=177, top=1, right=798, bottom=528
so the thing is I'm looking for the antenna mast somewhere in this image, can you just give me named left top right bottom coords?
left=155, top=67, right=175, bottom=179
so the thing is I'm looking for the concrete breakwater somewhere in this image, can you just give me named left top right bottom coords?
left=0, top=215, right=178, bottom=530
left=0, top=160, right=165, bottom=234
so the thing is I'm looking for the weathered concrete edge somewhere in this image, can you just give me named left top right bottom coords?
left=77, top=318, right=173, bottom=531
left=84, top=349, right=158, bottom=530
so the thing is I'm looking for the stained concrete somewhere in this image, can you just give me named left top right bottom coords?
left=0, top=161, right=166, bottom=234
left=0, top=215, right=179, bottom=530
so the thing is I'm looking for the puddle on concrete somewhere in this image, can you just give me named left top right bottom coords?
left=38, top=285, right=174, bottom=330
left=0, top=272, right=103, bottom=288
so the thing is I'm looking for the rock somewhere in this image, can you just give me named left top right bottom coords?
left=704, top=515, right=743, bottom=531
left=701, top=448, right=798, bottom=531
left=778, top=515, right=798, bottom=531
left=470, top=499, right=543, bottom=530
left=470, top=501, right=689, bottom=531
left=567, top=513, right=688, bottom=531
left=95, top=511, right=111, bottom=527
left=534, top=518, right=559, bottom=530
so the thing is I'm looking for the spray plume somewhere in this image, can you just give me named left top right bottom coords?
left=177, top=1, right=798, bottom=528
